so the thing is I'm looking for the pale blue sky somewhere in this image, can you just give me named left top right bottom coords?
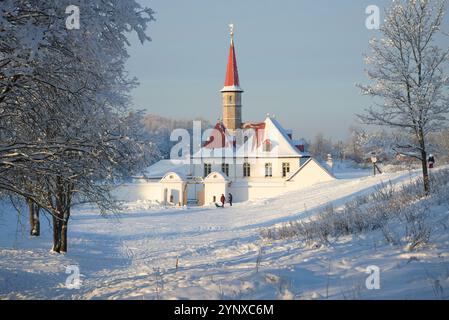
left=125, top=0, right=445, bottom=140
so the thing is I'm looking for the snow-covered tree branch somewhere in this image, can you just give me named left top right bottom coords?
left=0, top=0, right=157, bottom=252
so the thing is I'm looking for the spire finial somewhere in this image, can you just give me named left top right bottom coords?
left=229, top=23, right=234, bottom=41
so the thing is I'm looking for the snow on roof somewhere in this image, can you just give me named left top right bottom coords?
left=291, top=139, right=307, bottom=153
left=221, top=85, right=244, bottom=92
left=286, top=157, right=334, bottom=181
left=161, top=171, right=187, bottom=181
left=144, top=159, right=191, bottom=179
left=193, top=117, right=308, bottom=158
left=204, top=171, right=229, bottom=181
left=265, top=117, right=307, bottom=157
left=291, top=139, right=306, bottom=145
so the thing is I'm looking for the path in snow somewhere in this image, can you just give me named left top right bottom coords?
left=0, top=168, right=424, bottom=299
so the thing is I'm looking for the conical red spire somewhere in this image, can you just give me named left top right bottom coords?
left=222, top=25, right=243, bottom=93
left=224, top=38, right=240, bottom=87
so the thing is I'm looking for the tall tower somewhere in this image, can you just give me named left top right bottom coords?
left=221, top=24, right=243, bottom=131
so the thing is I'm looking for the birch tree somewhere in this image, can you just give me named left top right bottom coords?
left=358, top=0, right=449, bottom=193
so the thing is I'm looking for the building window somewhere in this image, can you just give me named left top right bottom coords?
left=263, top=139, right=272, bottom=152
left=243, top=162, right=251, bottom=177
left=204, top=163, right=212, bottom=177
left=221, top=163, right=229, bottom=177
left=282, top=162, right=290, bottom=178
left=265, top=163, right=273, bottom=177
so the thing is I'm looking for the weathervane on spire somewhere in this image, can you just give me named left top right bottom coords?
left=229, top=23, right=234, bottom=40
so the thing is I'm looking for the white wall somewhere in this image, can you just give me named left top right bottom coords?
left=114, top=158, right=333, bottom=205
left=113, top=182, right=161, bottom=202
left=192, top=157, right=302, bottom=180
left=161, top=182, right=186, bottom=205
left=204, top=182, right=228, bottom=205
left=203, top=172, right=227, bottom=205
left=113, top=181, right=186, bottom=205
left=229, top=180, right=286, bottom=202
left=287, top=159, right=335, bottom=190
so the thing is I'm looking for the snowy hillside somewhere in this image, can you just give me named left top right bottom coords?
left=0, top=166, right=448, bottom=300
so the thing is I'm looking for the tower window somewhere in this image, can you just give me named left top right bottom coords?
left=221, top=163, right=229, bottom=177
left=204, top=163, right=212, bottom=177
left=282, top=162, right=290, bottom=178
left=229, top=96, right=233, bottom=103
left=265, top=163, right=273, bottom=178
left=243, top=162, right=251, bottom=177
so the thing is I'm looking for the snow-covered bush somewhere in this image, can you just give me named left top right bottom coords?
left=403, top=205, right=432, bottom=251
left=261, top=169, right=449, bottom=251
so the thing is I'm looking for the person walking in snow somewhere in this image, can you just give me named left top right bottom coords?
left=228, top=193, right=233, bottom=207
left=428, top=154, right=435, bottom=169
left=220, top=194, right=226, bottom=208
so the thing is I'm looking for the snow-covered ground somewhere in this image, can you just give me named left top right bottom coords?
left=1, top=166, right=448, bottom=300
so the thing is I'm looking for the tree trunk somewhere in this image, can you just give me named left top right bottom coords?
left=421, top=149, right=430, bottom=195
left=52, top=214, right=61, bottom=253
left=60, top=208, right=70, bottom=253
left=417, top=127, right=430, bottom=196
left=51, top=179, right=74, bottom=253
left=28, top=198, right=35, bottom=236
left=32, top=204, right=40, bottom=236
left=28, top=199, right=40, bottom=236
left=418, top=129, right=430, bottom=195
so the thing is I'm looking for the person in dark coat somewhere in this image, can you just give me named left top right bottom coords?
left=228, top=193, right=233, bottom=206
left=220, top=194, right=226, bottom=208
left=428, top=154, right=435, bottom=169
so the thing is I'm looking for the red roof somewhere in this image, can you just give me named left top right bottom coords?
left=242, top=122, right=266, bottom=130
left=224, top=39, right=240, bottom=87
left=242, top=122, right=266, bottom=149
left=204, top=122, right=267, bottom=150
left=204, top=122, right=229, bottom=149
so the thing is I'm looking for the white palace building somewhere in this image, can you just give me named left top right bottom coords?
left=117, top=27, right=334, bottom=206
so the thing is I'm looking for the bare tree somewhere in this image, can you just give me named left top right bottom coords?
left=344, top=126, right=367, bottom=163
left=309, top=133, right=333, bottom=160
left=358, top=0, right=449, bottom=194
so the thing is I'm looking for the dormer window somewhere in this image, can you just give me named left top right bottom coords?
left=263, top=139, right=272, bottom=152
